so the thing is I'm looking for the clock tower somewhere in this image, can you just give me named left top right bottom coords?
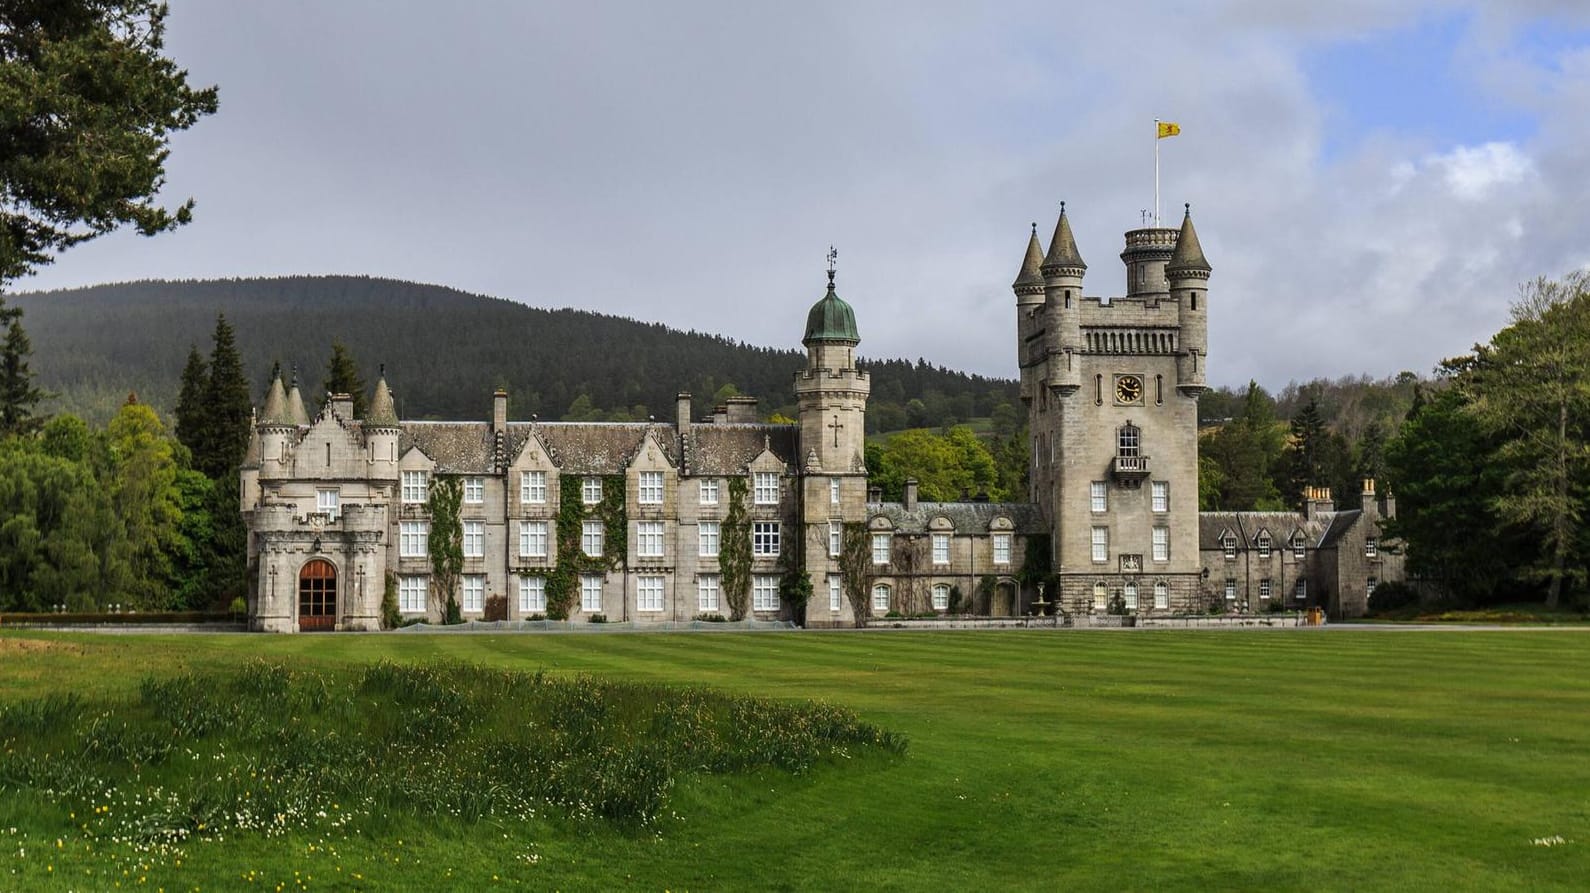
left=1015, top=205, right=1209, bottom=614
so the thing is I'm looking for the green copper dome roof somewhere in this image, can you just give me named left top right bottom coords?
left=803, top=280, right=859, bottom=343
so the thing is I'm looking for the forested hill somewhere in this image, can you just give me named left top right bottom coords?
left=12, top=275, right=1017, bottom=426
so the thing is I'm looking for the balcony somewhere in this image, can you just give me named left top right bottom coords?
left=1111, top=454, right=1150, bottom=484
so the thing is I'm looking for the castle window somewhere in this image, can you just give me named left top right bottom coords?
left=1090, top=482, right=1108, bottom=513
left=1256, top=531, right=1272, bottom=558
left=753, top=575, right=781, bottom=611
left=828, top=576, right=843, bottom=611
left=932, top=583, right=951, bottom=611
left=872, top=583, right=891, bottom=612
left=316, top=488, right=339, bottom=520
left=519, top=520, right=548, bottom=559
left=463, top=476, right=484, bottom=504
left=398, top=576, right=427, bottom=613
left=1153, top=581, right=1169, bottom=610
left=1151, top=481, right=1169, bottom=512
left=638, top=471, right=664, bottom=505
left=993, top=533, right=1012, bottom=565
left=582, top=477, right=602, bottom=504
left=1222, top=533, right=1237, bottom=560
left=462, top=575, right=484, bottom=613
left=399, top=521, right=429, bottom=558
left=1117, top=424, right=1141, bottom=459
left=463, top=520, right=484, bottom=558
left=1292, top=533, right=1306, bottom=561
left=699, top=521, right=720, bottom=557
left=830, top=477, right=841, bottom=505
left=829, top=521, right=842, bottom=558
left=518, top=575, right=546, bottom=613
left=1294, top=578, right=1308, bottom=602
left=753, top=472, right=779, bottom=505
left=1367, top=576, right=1378, bottom=594
left=1152, top=526, right=1169, bottom=561
left=698, top=574, right=720, bottom=612
left=581, top=520, right=604, bottom=557
left=1225, top=578, right=1237, bottom=601
left=637, top=521, right=664, bottom=558
left=753, top=521, right=780, bottom=557
left=1123, top=582, right=1138, bottom=611
left=580, top=575, right=603, bottom=613
left=1155, top=375, right=1163, bottom=405
left=401, top=471, right=428, bottom=504
left=1259, top=578, right=1271, bottom=599
left=932, top=533, right=951, bottom=565
left=1093, top=582, right=1108, bottom=610
left=1065, top=290, right=1072, bottom=309
left=872, top=533, right=892, bottom=565
left=1095, top=374, right=1103, bottom=406
left=699, top=478, right=719, bottom=505
left=1091, top=526, right=1109, bottom=563
left=521, top=470, right=546, bottom=504
left=1191, top=292, right=1198, bottom=311
left=1366, top=538, right=1378, bottom=558
left=637, top=575, right=664, bottom=612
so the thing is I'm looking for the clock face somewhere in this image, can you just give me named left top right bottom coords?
left=1115, top=375, right=1143, bottom=404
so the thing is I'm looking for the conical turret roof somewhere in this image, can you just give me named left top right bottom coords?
left=367, top=374, right=399, bottom=428
left=1041, top=204, right=1086, bottom=272
left=259, top=374, right=290, bottom=426
left=286, top=373, right=310, bottom=426
left=803, top=274, right=859, bottom=344
left=1167, top=204, right=1211, bottom=275
left=1012, top=224, right=1046, bottom=290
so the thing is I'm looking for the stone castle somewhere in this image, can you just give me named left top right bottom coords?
left=241, top=206, right=1401, bottom=631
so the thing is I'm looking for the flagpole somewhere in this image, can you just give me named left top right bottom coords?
left=1153, top=118, right=1160, bottom=227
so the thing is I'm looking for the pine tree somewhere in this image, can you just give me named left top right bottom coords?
left=324, top=340, right=368, bottom=418
left=198, top=314, right=251, bottom=479
left=0, top=300, right=47, bottom=438
left=174, top=345, right=208, bottom=458
left=1283, top=398, right=1328, bottom=506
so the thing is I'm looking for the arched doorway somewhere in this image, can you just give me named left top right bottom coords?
left=298, top=559, right=337, bottom=631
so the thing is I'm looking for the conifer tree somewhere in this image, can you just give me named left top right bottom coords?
left=0, top=299, right=46, bottom=437
left=198, top=314, right=251, bottom=479
left=324, top=340, right=368, bottom=418
left=174, top=345, right=208, bottom=458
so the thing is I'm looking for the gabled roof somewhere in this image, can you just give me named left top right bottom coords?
left=400, top=423, right=494, bottom=474
left=1318, top=509, right=1365, bottom=549
left=686, top=425, right=798, bottom=475
left=867, top=501, right=1046, bottom=536
left=1198, top=511, right=1333, bottom=551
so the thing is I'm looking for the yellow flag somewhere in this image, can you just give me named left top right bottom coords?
left=1157, top=121, right=1181, bottom=139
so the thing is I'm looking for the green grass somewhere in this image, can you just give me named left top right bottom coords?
left=1, top=629, right=1588, bottom=890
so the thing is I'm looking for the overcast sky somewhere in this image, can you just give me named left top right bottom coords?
left=19, top=1, right=1590, bottom=388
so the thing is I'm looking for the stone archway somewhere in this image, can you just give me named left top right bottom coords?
left=298, top=559, right=337, bottom=632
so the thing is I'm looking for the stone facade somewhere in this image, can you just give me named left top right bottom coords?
left=242, top=205, right=1400, bottom=631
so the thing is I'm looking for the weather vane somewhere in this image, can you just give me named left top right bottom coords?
left=827, top=245, right=838, bottom=287
left=1140, top=209, right=1151, bottom=226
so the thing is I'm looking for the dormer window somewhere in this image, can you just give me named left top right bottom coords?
left=1222, top=533, right=1237, bottom=560
left=1256, top=531, right=1271, bottom=558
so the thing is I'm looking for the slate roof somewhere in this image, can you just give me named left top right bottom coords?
left=1197, top=511, right=1338, bottom=550
left=1317, top=509, right=1364, bottom=549
left=1012, top=225, right=1046, bottom=289
left=868, top=501, right=1046, bottom=535
left=526, top=423, right=677, bottom=475
left=686, top=424, right=798, bottom=475
left=1041, top=205, right=1086, bottom=272
left=401, top=422, right=495, bottom=474
left=1166, top=206, right=1212, bottom=274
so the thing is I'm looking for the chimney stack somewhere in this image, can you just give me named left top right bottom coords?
left=904, top=478, right=919, bottom=510
left=492, top=389, right=508, bottom=434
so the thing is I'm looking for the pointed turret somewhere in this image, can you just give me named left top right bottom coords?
left=1166, top=204, right=1211, bottom=276
left=1040, top=203, right=1086, bottom=276
left=367, top=372, right=399, bottom=428
left=286, top=368, right=310, bottom=426
left=1012, top=223, right=1046, bottom=291
left=260, top=373, right=290, bottom=427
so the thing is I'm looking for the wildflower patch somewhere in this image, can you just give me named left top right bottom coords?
left=0, top=658, right=905, bottom=848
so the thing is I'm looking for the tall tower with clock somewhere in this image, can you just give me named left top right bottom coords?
left=1013, top=204, right=1209, bottom=613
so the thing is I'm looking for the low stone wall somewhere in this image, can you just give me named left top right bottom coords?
left=862, top=616, right=1063, bottom=630
left=1133, top=613, right=1307, bottom=629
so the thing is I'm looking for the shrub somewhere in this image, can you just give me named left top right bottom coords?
left=483, top=594, right=509, bottom=622
left=228, top=596, right=247, bottom=618
left=588, top=613, right=608, bottom=623
left=694, top=613, right=727, bottom=623
left=1368, top=581, right=1419, bottom=613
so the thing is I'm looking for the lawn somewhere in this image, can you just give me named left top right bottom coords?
left=1, top=629, right=1587, bottom=891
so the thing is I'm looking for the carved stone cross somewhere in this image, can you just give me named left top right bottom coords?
left=828, top=414, right=844, bottom=448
